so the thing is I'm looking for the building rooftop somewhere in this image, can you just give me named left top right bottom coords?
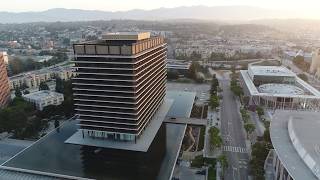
left=23, top=91, right=63, bottom=101
left=73, top=33, right=164, bottom=56
left=258, top=84, right=305, bottom=95
left=102, top=32, right=151, bottom=41
left=240, top=70, right=320, bottom=98
left=249, top=66, right=296, bottom=77
left=166, top=59, right=191, bottom=70
left=271, top=110, right=320, bottom=180
left=165, top=91, right=196, bottom=118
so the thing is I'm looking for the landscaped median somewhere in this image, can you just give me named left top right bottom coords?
left=209, top=127, right=223, bottom=149
left=191, top=155, right=217, bottom=180
left=240, top=107, right=255, bottom=139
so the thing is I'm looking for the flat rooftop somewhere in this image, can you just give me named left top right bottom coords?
left=166, top=59, right=191, bottom=70
left=249, top=66, right=296, bottom=77
left=271, top=110, right=320, bottom=180
left=165, top=91, right=196, bottom=118
left=240, top=70, right=320, bottom=98
left=258, top=84, right=305, bottom=95
left=102, top=32, right=151, bottom=41
left=23, top=90, right=63, bottom=100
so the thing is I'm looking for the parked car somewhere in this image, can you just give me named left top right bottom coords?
left=195, top=170, right=206, bottom=175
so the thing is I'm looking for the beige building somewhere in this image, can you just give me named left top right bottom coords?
left=0, top=53, right=10, bottom=107
left=23, top=90, right=64, bottom=110
left=310, top=48, right=320, bottom=78
left=9, top=66, right=75, bottom=90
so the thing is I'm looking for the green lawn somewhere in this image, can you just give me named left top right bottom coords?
left=191, top=155, right=217, bottom=180
left=197, top=126, right=206, bottom=151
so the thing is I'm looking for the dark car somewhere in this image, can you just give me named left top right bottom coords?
left=195, top=170, right=206, bottom=175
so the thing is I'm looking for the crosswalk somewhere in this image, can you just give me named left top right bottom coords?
left=222, top=146, right=247, bottom=153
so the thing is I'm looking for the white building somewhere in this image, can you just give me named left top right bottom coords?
left=23, top=90, right=64, bottom=110
left=240, top=65, right=320, bottom=110
left=310, top=48, right=320, bottom=78
left=265, top=110, right=320, bottom=180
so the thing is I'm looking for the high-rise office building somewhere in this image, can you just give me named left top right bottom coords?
left=0, top=52, right=10, bottom=107
left=72, top=32, right=167, bottom=142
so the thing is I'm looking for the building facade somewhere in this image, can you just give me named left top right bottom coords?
left=264, top=111, right=320, bottom=180
left=23, top=90, right=64, bottom=110
left=72, top=32, right=167, bottom=142
left=9, top=66, right=75, bottom=90
left=166, top=59, right=191, bottom=76
left=309, top=48, right=320, bottom=78
left=240, top=65, right=320, bottom=110
left=0, top=52, right=10, bottom=107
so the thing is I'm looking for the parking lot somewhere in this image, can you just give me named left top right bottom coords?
left=167, top=82, right=211, bottom=104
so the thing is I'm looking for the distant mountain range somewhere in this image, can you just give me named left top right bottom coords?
left=0, top=6, right=294, bottom=24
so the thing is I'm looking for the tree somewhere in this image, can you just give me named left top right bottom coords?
left=188, top=61, right=200, bottom=80
left=230, top=75, right=244, bottom=98
left=250, top=142, right=272, bottom=179
left=167, top=70, right=179, bottom=80
left=210, top=74, right=219, bottom=95
left=256, top=106, right=264, bottom=117
left=297, top=73, right=308, bottom=82
left=15, top=88, right=22, bottom=98
left=9, top=57, right=23, bottom=75
left=240, top=108, right=250, bottom=123
left=55, top=77, right=64, bottom=93
left=263, top=128, right=271, bottom=144
left=0, top=98, right=34, bottom=136
left=218, top=154, right=228, bottom=174
left=209, top=95, right=220, bottom=110
left=293, top=56, right=310, bottom=72
left=190, top=51, right=202, bottom=61
left=209, top=127, right=223, bottom=148
left=39, top=82, right=49, bottom=91
left=209, top=52, right=227, bottom=61
left=61, top=80, right=74, bottom=117
left=244, top=123, right=255, bottom=138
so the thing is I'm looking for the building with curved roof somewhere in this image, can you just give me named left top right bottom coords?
left=240, top=65, right=320, bottom=110
left=265, top=110, right=320, bottom=180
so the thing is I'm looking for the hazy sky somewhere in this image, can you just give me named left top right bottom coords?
left=2, top=0, right=320, bottom=18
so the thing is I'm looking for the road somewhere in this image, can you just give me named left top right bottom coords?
left=219, top=72, right=250, bottom=180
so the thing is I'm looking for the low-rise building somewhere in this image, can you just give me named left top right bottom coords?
left=265, top=110, right=320, bottom=180
left=51, top=66, right=75, bottom=80
left=9, top=66, right=75, bottom=90
left=240, top=65, right=320, bottom=110
left=166, top=59, right=191, bottom=76
left=23, top=90, right=64, bottom=110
